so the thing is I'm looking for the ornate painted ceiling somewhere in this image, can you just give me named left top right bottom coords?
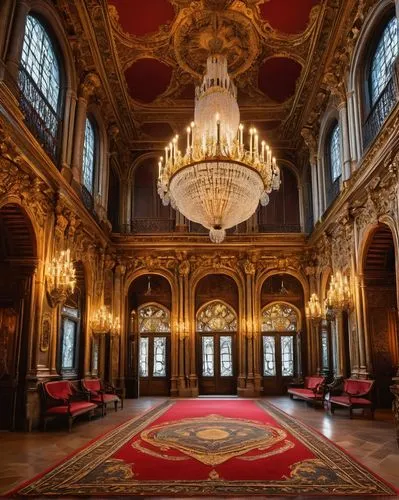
left=62, top=0, right=346, bottom=166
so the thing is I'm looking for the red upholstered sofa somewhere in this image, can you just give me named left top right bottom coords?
left=81, top=378, right=122, bottom=416
left=328, top=378, right=375, bottom=418
left=287, top=376, right=326, bottom=404
left=41, top=380, right=97, bottom=431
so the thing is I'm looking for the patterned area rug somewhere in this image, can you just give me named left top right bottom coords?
left=11, top=400, right=398, bottom=496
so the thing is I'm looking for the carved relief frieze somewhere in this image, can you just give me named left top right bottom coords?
left=40, top=313, right=51, bottom=353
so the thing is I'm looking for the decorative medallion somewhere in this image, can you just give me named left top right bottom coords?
left=40, top=313, right=51, bottom=352
left=173, top=9, right=259, bottom=79
left=133, top=413, right=293, bottom=465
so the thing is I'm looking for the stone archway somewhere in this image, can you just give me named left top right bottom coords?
left=0, top=203, right=37, bottom=430
left=363, top=223, right=399, bottom=407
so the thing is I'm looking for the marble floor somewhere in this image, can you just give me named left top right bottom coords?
left=0, top=396, right=398, bottom=499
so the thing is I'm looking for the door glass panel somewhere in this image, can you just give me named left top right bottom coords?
left=263, top=336, right=276, bottom=376
left=153, top=336, right=166, bottom=377
left=139, top=337, right=149, bottom=377
left=281, top=336, right=294, bottom=376
left=202, top=336, right=214, bottom=376
left=62, top=318, right=76, bottom=369
left=220, top=336, right=233, bottom=376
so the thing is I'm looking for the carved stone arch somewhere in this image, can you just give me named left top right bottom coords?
left=124, top=269, right=178, bottom=326
left=28, top=0, right=78, bottom=92
left=256, top=269, right=309, bottom=304
left=278, top=159, right=301, bottom=186
left=261, top=301, right=302, bottom=332
left=348, top=0, right=395, bottom=156
left=0, top=196, right=41, bottom=258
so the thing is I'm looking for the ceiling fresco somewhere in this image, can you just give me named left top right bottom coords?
left=69, top=0, right=341, bottom=164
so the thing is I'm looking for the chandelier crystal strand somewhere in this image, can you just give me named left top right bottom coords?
left=157, top=54, right=280, bottom=243
left=90, top=305, right=120, bottom=335
left=305, top=293, right=323, bottom=321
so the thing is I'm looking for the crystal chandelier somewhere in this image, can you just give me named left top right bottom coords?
left=305, top=293, right=323, bottom=321
left=90, top=305, right=120, bottom=336
left=157, top=54, right=280, bottom=243
left=46, top=249, right=76, bottom=306
left=326, top=271, right=352, bottom=311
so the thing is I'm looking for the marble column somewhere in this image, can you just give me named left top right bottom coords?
left=338, top=101, right=352, bottom=181
left=6, top=0, right=30, bottom=81
left=310, top=161, right=319, bottom=222
left=0, top=0, right=14, bottom=62
left=70, top=73, right=100, bottom=187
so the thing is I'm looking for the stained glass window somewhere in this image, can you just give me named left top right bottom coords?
left=262, top=303, right=298, bottom=332
left=139, top=337, right=149, bottom=377
left=61, top=318, right=76, bottom=369
left=82, top=118, right=96, bottom=194
left=329, top=123, right=341, bottom=183
left=281, top=336, right=294, bottom=376
left=92, top=339, right=99, bottom=374
left=220, top=336, right=233, bottom=377
left=202, top=336, right=214, bottom=376
left=370, top=17, right=399, bottom=106
left=263, top=336, right=276, bottom=376
left=153, top=337, right=167, bottom=377
left=197, top=301, right=237, bottom=332
left=19, top=15, right=61, bottom=158
left=138, top=304, right=171, bottom=333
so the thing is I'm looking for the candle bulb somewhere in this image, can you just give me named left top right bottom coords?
left=261, top=141, right=266, bottom=162
left=186, top=126, right=191, bottom=153
left=254, top=130, right=259, bottom=159
left=158, top=160, right=162, bottom=178
left=249, top=128, right=254, bottom=157
left=215, top=113, right=220, bottom=145
left=190, top=122, right=195, bottom=149
left=165, top=146, right=168, bottom=164
left=239, top=124, right=244, bottom=149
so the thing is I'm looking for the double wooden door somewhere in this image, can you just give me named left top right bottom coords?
left=197, top=332, right=237, bottom=395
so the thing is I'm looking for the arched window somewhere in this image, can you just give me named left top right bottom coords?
left=19, top=15, right=61, bottom=160
left=261, top=302, right=300, bottom=381
left=138, top=304, right=170, bottom=379
left=197, top=301, right=237, bottom=332
left=326, top=122, right=341, bottom=207
left=82, top=118, right=96, bottom=195
left=364, top=15, right=399, bottom=147
left=369, top=16, right=398, bottom=107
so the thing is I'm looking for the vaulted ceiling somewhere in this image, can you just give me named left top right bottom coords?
left=67, top=0, right=346, bottom=167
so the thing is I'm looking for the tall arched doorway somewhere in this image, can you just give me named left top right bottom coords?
left=127, top=275, right=172, bottom=397
left=195, top=275, right=239, bottom=395
left=260, top=275, right=305, bottom=395
left=363, top=223, right=399, bottom=407
left=0, top=204, right=37, bottom=430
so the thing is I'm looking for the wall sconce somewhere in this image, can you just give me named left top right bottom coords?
left=326, top=271, right=352, bottom=311
left=46, top=248, right=76, bottom=307
left=305, top=293, right=323, bottom=322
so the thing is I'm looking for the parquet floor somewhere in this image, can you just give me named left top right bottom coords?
left=0, top=396, right=398, bottom=499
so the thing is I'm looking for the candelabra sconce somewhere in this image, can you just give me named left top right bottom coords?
left=326, top=271, right=352, bottom=311
left=305, top=293, right=323, bottom=322
left=46, top=249, right=76, bottom=307
left=90, top=305, right=120, bottom=336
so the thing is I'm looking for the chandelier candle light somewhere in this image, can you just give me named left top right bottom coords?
left=90, top=305, right=120, bottom=335
left=305, top=293, right=323, bottom=321
left=46, top=249, right=76, bottom=306
left=157, top=54, right=280, bottom=243
left=326, top=271, right=352, bottom=311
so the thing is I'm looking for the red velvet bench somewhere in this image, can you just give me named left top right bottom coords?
left=287, top=376, right=326, bottom=405
left=327, top=379, right=375, bottom=419
left=41, top=380, right=97, bottom=431
left=81, top=378, right=122, bottom=416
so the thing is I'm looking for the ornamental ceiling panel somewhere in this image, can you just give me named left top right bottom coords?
left=71, top=0, right=342, bottom=163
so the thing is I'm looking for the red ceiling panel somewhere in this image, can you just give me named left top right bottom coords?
left=258, top=57, right=302, bottom=103
left=125, top=59, right=173, bottom=104
left=259, top=0, right=320, bottom=34
left=108, top=0, right=174, bottom=37
left=141, top=122, right=174, bottom=140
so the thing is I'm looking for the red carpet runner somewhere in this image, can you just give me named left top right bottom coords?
left=12, top=400, right=397, bottom=496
